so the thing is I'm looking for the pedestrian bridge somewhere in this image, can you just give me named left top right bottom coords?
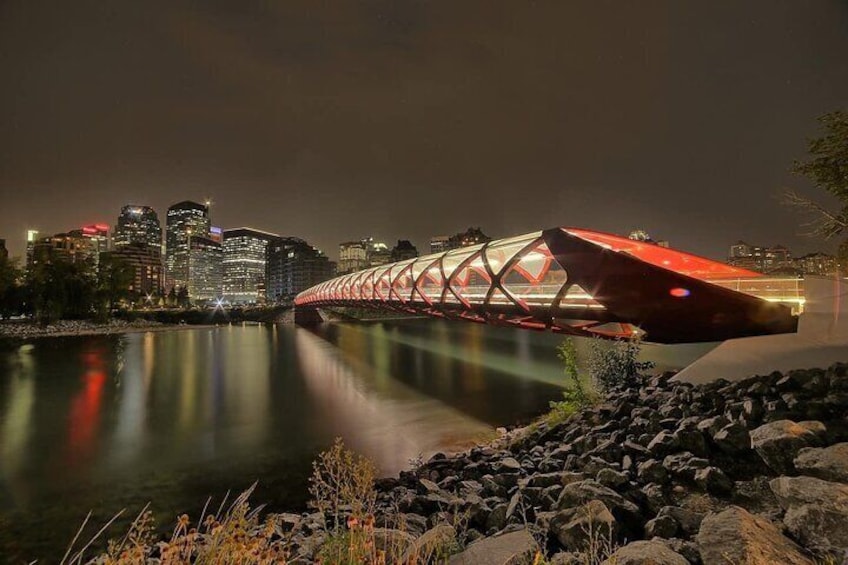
left=294, top=227, right=799, bottom=344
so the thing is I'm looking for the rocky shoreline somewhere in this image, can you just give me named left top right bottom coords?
left=274, top=364, right=848, bottom=564
left=0, top=318, right=190, bottom=340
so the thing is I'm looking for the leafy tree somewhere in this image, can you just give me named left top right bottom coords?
left=26, top=252, right=97, bottom=323
left=167, top=286, right=177, bottom=307
left=784, top=110, right=848, bottom=239
left=97, top=254, right=134, bottom=314
left=177, top=286, right=190, bottom=308
left=0, top=256, right=24, bottom=319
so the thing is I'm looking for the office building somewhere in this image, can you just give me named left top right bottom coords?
left=794, top=253, right=839, bottom=276
left=165, top=200, right=211, bottom=292
left=429, top=235, right=450, bottom=255
left=338, top=240, right=368, bottom=274
left=29, top=231, right=95, bottom=267
left=114, top=205, right=162, bottom=250
left=267, top=237, right=335, bottom=302
left=364, top=238, right=391, bottom=267
left=628, top=229, right=669, bottom=248
left=390, top=240, right=419, bottom=262
left=100, top=243, right=164, bottom=298
left=728, top=241, right=792, bottom=273
left=25, top=229, right=39, bottom=271
left=222, top=227, right=279, bottom=304
left=188, top=236, right=223, bottom=301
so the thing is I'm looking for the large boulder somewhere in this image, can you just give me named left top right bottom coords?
left=793, top=443, right=848, bottom=483
left=749, top=420, right=825, bottom=474
left=556, top=480, right=640, bottom=521
left=770, top=476, right=848, bottom=558
left=601, top=540, right=688, bottom=565
left=448, top=529, right=539, bottom=565
left=549, top=500, right=616, bottom=550
left=696, top=506, right=812, bottom=565
left=401, top=524, right=457, bottom=563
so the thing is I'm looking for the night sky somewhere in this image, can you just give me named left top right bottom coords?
left=2, top=1, right=847, bottom=261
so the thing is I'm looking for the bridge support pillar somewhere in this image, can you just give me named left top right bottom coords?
left=294, top=305, right=324, bottom=326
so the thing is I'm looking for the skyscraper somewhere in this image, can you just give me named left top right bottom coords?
left=165, top=200, right=211, bottom=292
left=266, top=237, right=335, bottom=302
left=222, top=227, right=279, bottom=304
left=114, top=205, right=162, bottom=250
left=188, top=236, right=223, bottom=301
left=338, top=240, right=367, bottom=274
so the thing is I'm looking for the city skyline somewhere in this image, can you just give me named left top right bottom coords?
left=2, top=2, right=848, bottom=261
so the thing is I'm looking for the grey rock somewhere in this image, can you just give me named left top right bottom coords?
left=712, top=422, right=751, bottom=454
left=648, top=431, right=679, bottom=456
left=694, top=467, right=733, bottom=495
left=769, top=475, right=848, bottom=511
left=601, top=540, right=688, bottom=565
left=401, top=524, right=457, bottom=563
left=794, top=443, right=848, bottom=483
left=486, top=503, right=509, bottom=533
left=658, top=506, right=704, bottom=537
left=696, top=506, right=812, bottom=565
left=783, top=503, right=848, bottom=559
left=750, top=420, right=826, bottom=474
left=550, top=500, right=616, bottom=551
left=596, top=468, right=629, bottom=489
left=556, top=480, right=640, bottom=520
left=637, top=459, right=669, bottom=485
left=448, top=529, right=539, bottom=565
left=644, top=513, right=678, bottom=539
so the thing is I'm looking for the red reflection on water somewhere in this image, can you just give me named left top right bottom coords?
left=66, top=349, right=107, bottom=467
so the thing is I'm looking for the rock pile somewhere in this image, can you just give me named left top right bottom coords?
left=0, top=318, right=163, bottom=339
left=282, top=363, right=848, bottom=564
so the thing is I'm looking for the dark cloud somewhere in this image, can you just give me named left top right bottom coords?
left=1, top=1, right=847, bottom=260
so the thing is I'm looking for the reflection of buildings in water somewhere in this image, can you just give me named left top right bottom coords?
left=294, top=328, right=492, bottom=475
left=110, top=333, right=155, bottom=465
left=66, top=347, right=107, bottom=467
left=0, top=346, right=36, bottom=496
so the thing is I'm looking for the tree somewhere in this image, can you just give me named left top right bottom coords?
left=0, top=257, right=23, bottom=319
left=784, top=110, right=848, bottom=239
left=177, top=286, right=190, bottom=308
left=26, top=252, right=98, bottom=323
left=96, top=254, right=134, bottom=314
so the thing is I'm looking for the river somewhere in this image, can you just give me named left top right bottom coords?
left=0, top=320, right=712, bottom=561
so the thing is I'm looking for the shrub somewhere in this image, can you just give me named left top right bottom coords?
left=547, top=338, right=600, bottom=425
left=587, top=336, right=653, bottom=392
left=308, top=437, right=377, bottom=533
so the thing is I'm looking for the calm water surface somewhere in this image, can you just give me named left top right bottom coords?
left=0, top=320, right=711, bottom=561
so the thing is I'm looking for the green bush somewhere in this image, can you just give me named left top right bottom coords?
left=587, top=336, right=653, bottom=392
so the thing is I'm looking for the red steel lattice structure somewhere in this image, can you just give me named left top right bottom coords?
left=294, top=227, right=797, bottom=343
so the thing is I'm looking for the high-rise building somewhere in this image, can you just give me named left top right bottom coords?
left=25, top=229, right=39, bottom=271
left=114, top=205, right=162, bottom=250
left=793, top=252, right=839, bottom=276
left=390, top=240, right=419, bottom=262
left=338, top=240, right=368, bottom=274
left=430, top=227, right=492, bottom=255
left=75, top=224, right=110, bottom=266
left=628, top=229, right=669, bottom=248
left=429, top=235, right=450, bottom=255
left=266, top=237, right=335, bottom=302
left=222, top=227, right=279, bottom=304
left=166, top=200, right=211, bottom=292
left=29, top=231, right=95, bottom=267
left=188, top=236, right=223, bottom=301
left=363, top=238, right=391, bottom=267
left=100, top=244, right=164, bottom=298
left=728, top=241, right=792, bottom=273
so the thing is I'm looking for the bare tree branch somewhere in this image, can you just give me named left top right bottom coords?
left=781, top=188, right=848, bottom=239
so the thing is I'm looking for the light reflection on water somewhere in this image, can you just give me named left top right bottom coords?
left=0, top=321, right=712, bottom=561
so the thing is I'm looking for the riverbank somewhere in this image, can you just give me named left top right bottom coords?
left=0, top=318, right=214, bottom=340
left=83, top=363, right=848, bottom=564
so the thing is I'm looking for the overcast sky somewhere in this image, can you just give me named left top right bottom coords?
left=2, top=1, right=847, bottom=260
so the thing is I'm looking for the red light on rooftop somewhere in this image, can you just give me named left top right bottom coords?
left=95, top=224, right=108, bottom=231
left=82, top=226, right=97, bottom=234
